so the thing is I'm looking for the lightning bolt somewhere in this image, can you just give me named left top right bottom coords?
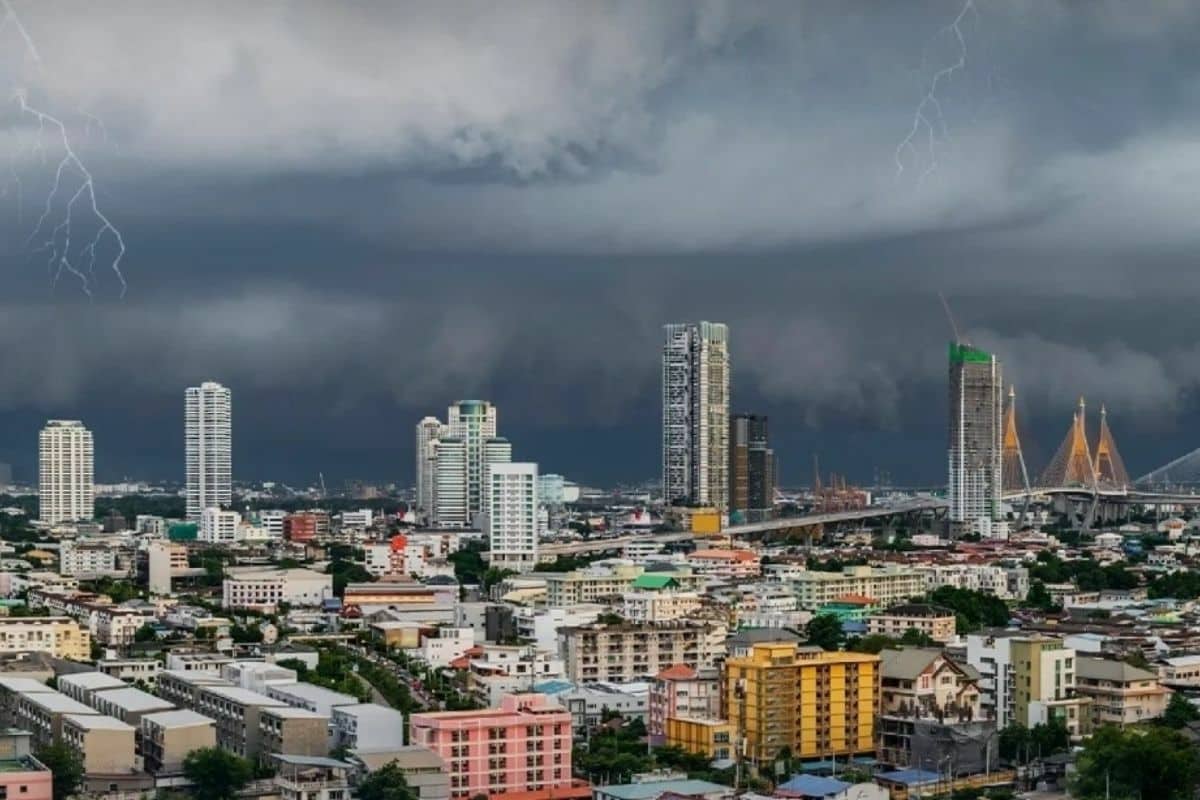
left=895, top=0, right=979, bottom=186
left=2, top=0, right=127, bottom=298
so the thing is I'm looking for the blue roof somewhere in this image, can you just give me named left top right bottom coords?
left=876, top=769, right=940, bottom=786
left=778, top=775, right=852, bottom=797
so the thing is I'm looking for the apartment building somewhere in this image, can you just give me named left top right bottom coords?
left=94, top=606, right=157, bottom=647
left=195, top=685, right=287, bottom=758
left=331, top=703, right=408, bottom=751
left=622, top=591, right=702, bottom=623
left=147, top=541, right=191, bottom=595
left=58, top=671, right=126, bottom=705
left=156, top=670, right=231, bottom=710
left=97, top=657, right=160, bottom=687
left=259, top=706, right=330, bottom=760
left=966, top=632, right=1090, bottom=736
left=60, top=713, right=137, bottom=775
left=468, top=645, right=567, bottom=707
left=647, top=664, right=722, bottom=741
left=409, top=693, right=587, bottom=800
left=266, top=682, right=360, bottom=719
left=560, top=621, right=727, bottom=684
left=513, top=605, right=604, bottom=652
left=789, top=565, right=924, bottom=610
left=867, top=604, right=957, bottom=643
left=141, top=709, right=217, bottom=775
left=541, top=561, right=644, bottom=607
left=0, top=617, right=90, bottom=660
left=91, top=686, right=175, bottom=727
left=724, top=642, right=879, bottom=765
left=1074, top=656, right=1169, bottom=728
left=222, top=567, right=333, bottom=612
left=686, top=549, right=761, bottom=580
left=12, top=691, right=97, bottom=749
left=57, top=540, right=119, bottom=578
left=664, top=717, right=735, bottom=762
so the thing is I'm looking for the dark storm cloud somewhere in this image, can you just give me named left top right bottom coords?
left=2, top=1, right=1200, bottom=484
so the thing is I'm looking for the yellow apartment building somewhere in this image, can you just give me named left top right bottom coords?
left=725, top=642, right=879, bottom=765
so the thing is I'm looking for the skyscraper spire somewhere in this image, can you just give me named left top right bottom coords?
left=1001, top=385, right=1027, bottom=492
left=1039, top=397, right=1096, bottom=488
left=1093, top=404, right=1131, bottom=489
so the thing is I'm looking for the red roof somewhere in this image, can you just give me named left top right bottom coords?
left=833, top=594, right=877, bottom=605
left=655, top=663, right=699, bottom=681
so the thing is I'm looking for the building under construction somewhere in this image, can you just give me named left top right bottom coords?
left=947, top=342, right=1004, bottom=537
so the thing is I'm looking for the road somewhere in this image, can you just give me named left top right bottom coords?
left=350, top=643, right=441, bottom=710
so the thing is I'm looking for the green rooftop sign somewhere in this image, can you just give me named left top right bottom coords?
left=949, top=342, right=993, bottom=364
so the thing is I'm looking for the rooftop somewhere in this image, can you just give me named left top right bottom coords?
left=596, top=778, right=731, bottom=800
left=777, top=775, right=852, bottom=797
left=141, top=709, right=215, bottom=729
left=93, top=687, right=174, bottom=712
left=63, top=713, right=135, bottom=732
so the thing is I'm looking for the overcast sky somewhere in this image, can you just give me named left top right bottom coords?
left=1, top=0, right=1200, bottom=488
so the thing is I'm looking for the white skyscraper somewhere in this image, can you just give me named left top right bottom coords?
left=481, top=437, right=513, bottom=516
left=948, top=343, right=1003, bottom=536
left=38, top=420, right=94, bottom=524
left=433, top=437, right=467, bottom=527
left=415, top=416, right=446, bottom=515
left=662, top=322, right=730, bottom=510
left=186, top=381, right=232, bottom=521
left=446, top=400, right=498, bottom=520
left=485, top=462, right=538, bottom=572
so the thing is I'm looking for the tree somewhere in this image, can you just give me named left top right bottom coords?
left=805, top=614, right=844, bottom=651
left=928, top=586, right=1010, bottom=632
left=1162, top=692, right=1200, bottom=729
left=183, top=747, right=254, bottom=800
left=36, top=744, right=83, bottom=800
left=1072, top=725, right=1200, bottom=800
left=133, top=623, right=158, bottom=643
left=846, top=633, right=897, bottom=654
left=899, top=628, right=936, bottom=647
left=998, top=723, right=1029, bottom=762
left=356, top=762, right=419, bottom=800
left=1025, top=581, right=1056, bottom=611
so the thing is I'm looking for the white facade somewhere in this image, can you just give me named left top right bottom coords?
left=485, top=462, right=538, bottom=572
left=662, top=322, right=729, bottom=510
left=58, top=541, right=117, bottom=578
left=480, top=438, right=513, bottom=516
left=38, top=420, right=94, bottom=524
left=185, top=381, right=232, bottom=521
left=200, top=507, right=242, bottom=543
left=341, top=509, right=373, bottom=528
left=148, top=541, right=189, bottom=595
left=258, top=510, right=287, bottom=540
left=446, top=400, right=498, bottom=521
left=621, top=591, right=701, bottom=623
left=514, top=605, right=604, bottom=652
left=415, top=417, right=445, bottom=516
left=331, top=703, right=408, bottom=751
left=222, top=568, right=332, bottom=612
left=420, top=627, right=476, bottom=667
left=433, top=438, right=467, bottom=527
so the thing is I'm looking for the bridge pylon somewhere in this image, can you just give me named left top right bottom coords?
left=1039, top=397, right=1097, bottom=489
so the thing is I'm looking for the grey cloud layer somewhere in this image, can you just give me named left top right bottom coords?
left=1, top=1, right=1200, bottom=482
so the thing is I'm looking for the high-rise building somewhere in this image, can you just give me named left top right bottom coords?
left=729, top=414, right=774, bottom=522
left=185, top=381, right=232, bottom=521
left=446, top=400, right=498, bottom=520
left=434, top=437, right=468, bottom=527
left=725, top=641, right=879, bottom=765
left=485, top=462, right=538, bottom=572
left=947, top=343, right=1003, bottom=537
left=415, top=416, right=446, bottom=515
left=480, top=437, right=513, bottom=514
left=662, top=322, right=730, bottom=510
left=38, top=420, right=94, bottom=524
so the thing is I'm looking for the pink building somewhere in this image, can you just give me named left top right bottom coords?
left=0, top=731, right=53, bottom=800
left=647, top=664, right=723, bottom=742
left=409, top=694, right=590, bottom=800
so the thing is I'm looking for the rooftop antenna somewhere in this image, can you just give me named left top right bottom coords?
left=939, top=291, right=965, bottom=345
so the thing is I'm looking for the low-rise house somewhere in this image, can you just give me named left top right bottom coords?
left=867, top=604, right=957, bottom=643
left=1075, top=656, right=1170, bottom=727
